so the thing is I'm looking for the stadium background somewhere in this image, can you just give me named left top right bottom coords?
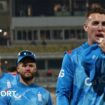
left=0, top=0, right=105, bottom=104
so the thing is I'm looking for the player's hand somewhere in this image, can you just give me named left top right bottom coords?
left=98, top=33, right=105, bottom=52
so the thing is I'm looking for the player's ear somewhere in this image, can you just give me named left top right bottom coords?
left=17, top=64, right=20, bottom=72
left=17, top=66, right=19, bottom=72
left=83, top=23, right=88, bottom=32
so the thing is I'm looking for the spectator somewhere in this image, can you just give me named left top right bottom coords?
left=47, top=69, right=53, bottom=77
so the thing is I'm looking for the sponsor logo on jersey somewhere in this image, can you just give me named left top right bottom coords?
left=7, top=80, right=12, bottom=88
left=59, top=69, right=64, bottom=78
left=85, top=77, right=92, bottom=86
left=0, top=90, right=16, bottom=97
left=37, top=92, right=42, bottom=102
left=14, top=94, right=22, bottom=100
left=92, top=55, right=98, bottom=60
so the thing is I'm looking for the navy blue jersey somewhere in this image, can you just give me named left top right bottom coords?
left=56, top=42, right=105, bottom=105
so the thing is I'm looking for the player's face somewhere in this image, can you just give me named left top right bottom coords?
left=17, top=59, right=37, bottom=81
left=84, top=13, right=105, bottom=45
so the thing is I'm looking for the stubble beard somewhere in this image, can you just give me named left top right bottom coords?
left=20, top=72, right=35, bottom=83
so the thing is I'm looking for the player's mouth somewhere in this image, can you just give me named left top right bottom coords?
left=24, top=71, right=31, bottom=74
left=95, top=33, right=104, bottom=43
left=96, top=34, right=104, bottom=38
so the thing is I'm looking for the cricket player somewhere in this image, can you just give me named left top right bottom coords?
left=56, top=7, right=105, bottom=105
left=0, top=50, right=53, bottom=105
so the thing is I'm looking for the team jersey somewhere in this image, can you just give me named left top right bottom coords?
left=56, top=42, right=105, bottom=105
left=0, top=79, right=53, bottom=105
left=0, top=73, right=17, bottom=91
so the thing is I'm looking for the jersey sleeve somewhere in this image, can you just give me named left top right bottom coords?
left=56, top=53, right=74, bottom=105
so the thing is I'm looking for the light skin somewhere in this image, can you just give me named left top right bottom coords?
left=84, top=13, right=105, bottom=52
left=17, top=59, right=37, bottom=86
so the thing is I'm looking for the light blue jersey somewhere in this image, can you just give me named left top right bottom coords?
left=56, top=42, right=105, bottom=105
left=0, top=73, right=17, bottom=91
left=0, top=80, right=53, bottom=105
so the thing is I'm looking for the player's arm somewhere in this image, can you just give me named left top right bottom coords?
left=56, top=53, right=74, bottom=105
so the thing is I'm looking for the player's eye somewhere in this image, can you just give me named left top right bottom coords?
left=92, top=21, right=99, bottom=26
left=29, top=64, right=34, bottom=67
left=22, top=64, right=27, bottom=67
left=102, top=21, right=105, bottom=26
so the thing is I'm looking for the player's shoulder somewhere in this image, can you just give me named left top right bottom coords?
left=4, top=73, right=17, bottom=79
left=65, top=46, right=82, bottom=56
left=3, top=73, right=13, bottom=78
left=65, top=42, right=87, bottom=55
left=36, top=85, right=50, bottom=94
left=63, top=43, right=87, bottom=63
left=8, top=72, right=17, bottom=76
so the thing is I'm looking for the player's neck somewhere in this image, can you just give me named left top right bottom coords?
left=20, top=77, right=35, bottom=86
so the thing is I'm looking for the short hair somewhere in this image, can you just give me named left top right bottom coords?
left=86, top=7, right=105, bottom=18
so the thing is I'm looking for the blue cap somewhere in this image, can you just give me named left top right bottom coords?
left=17, top=50, right=36, bottom=64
